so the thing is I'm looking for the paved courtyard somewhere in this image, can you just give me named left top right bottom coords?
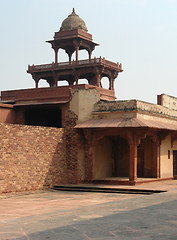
left=1, top=180, right=177, bottom=240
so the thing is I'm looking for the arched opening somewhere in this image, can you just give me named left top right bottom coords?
left=137, top=136, right=153, bottom=178
left=38, top=79, right=50, bottom=88
left=78, top=50, right=89, bottom=60
left=101, top=76, right=110, bottom=89
left=58, top=49, right=69, bottom=63
left=58, top=80, right=69, bottom=87
left=77, top=78, right=89, bottom=85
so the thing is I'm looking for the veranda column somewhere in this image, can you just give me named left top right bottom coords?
left=129, top=141, right=138, bottom=183
left=128, top=132, right=138, bottom=184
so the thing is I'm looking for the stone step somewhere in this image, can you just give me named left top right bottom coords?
left=53, top=185, right=166, bottom=195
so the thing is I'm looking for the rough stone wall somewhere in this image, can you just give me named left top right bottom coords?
left=0, top=123, right=66, bottom=193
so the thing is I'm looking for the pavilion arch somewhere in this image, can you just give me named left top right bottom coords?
left=58, top=80, right=69, bottom=87
left=77, top=78, right=89, bottom=85
left=38, top=79, right=51, bottom=88
left=101, top=76, right=110, bottom=89
left=78, top=50, right=89, bottom=60
left=58, top=48, right=69, bottom=62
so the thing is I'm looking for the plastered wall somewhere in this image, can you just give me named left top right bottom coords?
left=70, top=88, right=100, bottom=123
left=93, top=137, right=112, bottom=179
left=160, top=135, right=173, bottom=178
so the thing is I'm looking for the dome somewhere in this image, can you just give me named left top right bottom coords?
left=60, top=8, right=88, bottom=32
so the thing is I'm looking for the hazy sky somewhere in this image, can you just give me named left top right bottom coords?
left=0, top=0, right=177, bottom=103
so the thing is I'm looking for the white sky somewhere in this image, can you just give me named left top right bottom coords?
left=0, top=0, right=177, bottom=103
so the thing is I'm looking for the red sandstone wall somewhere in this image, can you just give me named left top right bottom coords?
left=0, top=104, right=14, bottom=124
left=0, top=123, right=66, bottom=193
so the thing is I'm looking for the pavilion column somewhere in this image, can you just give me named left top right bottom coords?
left=54, top=76, right=58, bottom=87
left=35, top=80, right=39, bottom=88
left=96, top=73, right=101, bottom=87
left=69, top=54, right=72, bottom=64
left=75, top=47, right=79, bottom=62
left=109, top=72, right=117, bottom=90
left=32, top=75, right=40, bottom=89
left=109, top=78, right=114, bottom=90
left=88, top=50, right=92, bottom=62
left=54, top=48, right=59, bottom=64
left=75, top=75, right=79, bottom=85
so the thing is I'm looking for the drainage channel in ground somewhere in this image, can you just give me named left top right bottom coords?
left=52, top=186, right=166, bottom=195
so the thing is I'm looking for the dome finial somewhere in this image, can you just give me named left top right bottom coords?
left=73, top=8, right=75, bottom=14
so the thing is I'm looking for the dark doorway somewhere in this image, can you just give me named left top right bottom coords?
left=173, top=150, right=177, bottom=176
left=25, top=106, right=62, bottom=128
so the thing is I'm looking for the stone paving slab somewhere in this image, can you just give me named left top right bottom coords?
left=0, top=180, right=177, bottom=239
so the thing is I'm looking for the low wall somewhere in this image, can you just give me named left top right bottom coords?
left=0, top=123, right=66, bottom=193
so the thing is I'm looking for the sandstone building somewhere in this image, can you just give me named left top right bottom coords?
left=0, top=9, right=177, bottom=193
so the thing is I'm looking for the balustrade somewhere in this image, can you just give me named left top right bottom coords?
left=28, top=57, right=122, bottom=72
